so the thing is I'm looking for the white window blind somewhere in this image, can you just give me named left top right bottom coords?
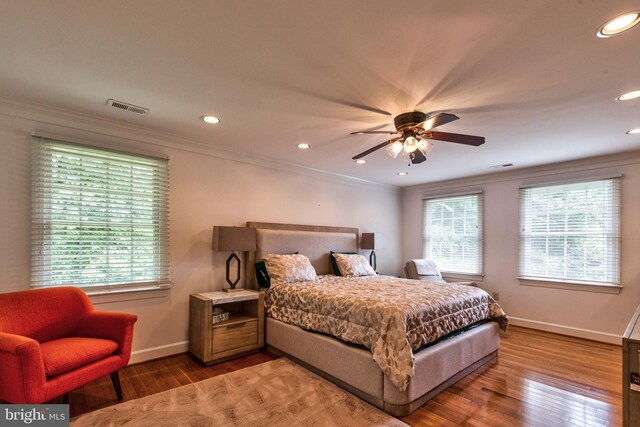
left=519, top=177, right=620, bottom=286
left=32, top=139, right=171, bottom=292
left=423, top=193, right=483, bottom=275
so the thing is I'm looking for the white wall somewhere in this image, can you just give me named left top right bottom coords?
left=402, top=153, right=640, bottom=344
left=0, top=100, right=402, bottom=362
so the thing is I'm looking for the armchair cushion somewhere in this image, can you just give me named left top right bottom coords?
left=41, top=337, right=118, bottom=377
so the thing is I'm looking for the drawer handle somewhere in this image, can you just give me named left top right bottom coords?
left=227, top=322, right=246, bottom=329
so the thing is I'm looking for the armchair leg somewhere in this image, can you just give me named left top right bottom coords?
left=110, top=371, right=123, bottom=401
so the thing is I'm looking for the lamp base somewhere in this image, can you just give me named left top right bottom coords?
left=223, top=288, right=245, bottom=293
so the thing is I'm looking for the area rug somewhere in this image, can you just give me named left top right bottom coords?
left=70, top=358, right=408, bottom=426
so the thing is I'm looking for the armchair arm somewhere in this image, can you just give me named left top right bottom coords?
left=0, top=332, right=46, bottom=403
left=0, top=332, right=39, bottom=355
left=74, top=311, right=138, bottom=364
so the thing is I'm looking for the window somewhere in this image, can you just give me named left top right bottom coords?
left=519, top=177, right=620, bottom=287
left=32, top=138, right=171, bottom=293
left=423, top=193, right=483, bottom=276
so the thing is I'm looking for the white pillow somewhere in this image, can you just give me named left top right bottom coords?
left=263, top=254, right=317, bottom=283
left=333, top=254, right=377, bottom=277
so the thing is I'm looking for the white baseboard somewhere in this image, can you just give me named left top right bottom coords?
left=125, top=318, right=622, bottom=365
left=129, top=341, right=189, bottom=364
left=508, top=317, right=622, bottom=345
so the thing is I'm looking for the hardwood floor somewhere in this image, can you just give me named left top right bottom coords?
left=63, top=326, right=622, bottom=426
left=401, top=327, right=621, bottom=426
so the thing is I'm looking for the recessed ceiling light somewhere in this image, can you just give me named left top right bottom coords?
left=355, top=159, right=366, bottom=164
left=201, top=115, right=220, bottom=124
left=297, top=143, right=310, bottom=149
left=397, top=172, right=408, bottom=176
left=617, top=90, right=640, bottom=101
left=627, top=128, right=640, bottom=135
left=597, top=12, right=640, bottom=37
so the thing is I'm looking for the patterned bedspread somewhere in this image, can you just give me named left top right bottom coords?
left=264, top=275, right=508, bottom=391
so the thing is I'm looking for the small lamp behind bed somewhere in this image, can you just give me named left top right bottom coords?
left=212, top=226, right=257, bottom=292
left=361, top=232, right=376, bottom=271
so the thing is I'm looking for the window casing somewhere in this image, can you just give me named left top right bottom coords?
left=32, top=138, right=171, bottom=293
left=519, top=177, right=620, bottom=287
left=423, top=193, right=483, bottom=276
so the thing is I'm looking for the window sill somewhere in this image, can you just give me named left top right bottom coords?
left=519, top=278, right=621, bottom=294
left=442, top=273, right=484, bottom=282
left=87, top=284, right=172, bottom=305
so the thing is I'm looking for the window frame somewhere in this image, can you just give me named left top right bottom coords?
left=518, top=175, right=621, bottom=292
left=422, top=192, right=484, bottom=280
left=31, top=137, right=172, bottom=297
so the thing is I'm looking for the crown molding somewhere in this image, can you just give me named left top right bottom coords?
left=403, top=149, right=640, bottom=196
left=0, top=95, right=399, bottom=194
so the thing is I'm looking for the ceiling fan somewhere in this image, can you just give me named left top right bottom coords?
left=351, top=111, right=485, bottom=164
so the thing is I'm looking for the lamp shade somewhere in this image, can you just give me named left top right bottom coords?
left=361, top=233, right=375, bottom=250
left=212, top=226, right=257, bottom=251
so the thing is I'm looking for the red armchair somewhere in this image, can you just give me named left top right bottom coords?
left=0, top=286, right=137, bottom=404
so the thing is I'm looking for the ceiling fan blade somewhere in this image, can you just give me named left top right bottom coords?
left=350, top=130, right=399, bottom=135
left=424, top=131, right=485, bottom=146
left=419, top=113, right=460, bottom=131
left=352, top=137, right=401, bottom=160
left=411, top=150, right=427, bottom=164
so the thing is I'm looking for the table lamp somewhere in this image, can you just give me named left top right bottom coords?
left=361, top=232, right=376, bottom=271
left=212, top=226, right=257, bottom=292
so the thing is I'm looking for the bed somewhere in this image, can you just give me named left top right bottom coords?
left=245, top=221, right=507, bottom=416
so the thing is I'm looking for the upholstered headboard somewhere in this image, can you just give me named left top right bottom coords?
left=245, top=222, right=359, bottom=289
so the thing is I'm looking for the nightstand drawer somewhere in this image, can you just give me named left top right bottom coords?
left=211, top=318, right=258, bottom=354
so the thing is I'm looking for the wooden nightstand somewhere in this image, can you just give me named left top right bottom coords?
left=189, top=289, right=264, bottom=365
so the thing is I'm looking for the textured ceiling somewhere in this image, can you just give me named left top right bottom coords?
left=1, top=0, right=639, bottom=186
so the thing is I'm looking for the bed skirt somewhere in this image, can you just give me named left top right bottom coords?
left=265, top=317, right=500, bottom=416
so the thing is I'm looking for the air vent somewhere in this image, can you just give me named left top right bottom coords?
left=106, top=99, right=149, bottom=116
left=490, top=163, right=514, bottom=169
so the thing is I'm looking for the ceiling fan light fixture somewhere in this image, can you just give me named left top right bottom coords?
left=397, top=172, right=408, bottom=176
left=403, top=136, right=419, bottom=153
left=597, top=12, right=640, bottom=37
left=297, top=143, right=311, bottom=149
left=627, top=128, right=640, bottom=135
left=617, top=90, right=640, bottom=101
left=355, top=159, right=366, bottom=164
left=386, top=141, right=403, bottom=158
left=417, top=139, right=434, bottom=156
